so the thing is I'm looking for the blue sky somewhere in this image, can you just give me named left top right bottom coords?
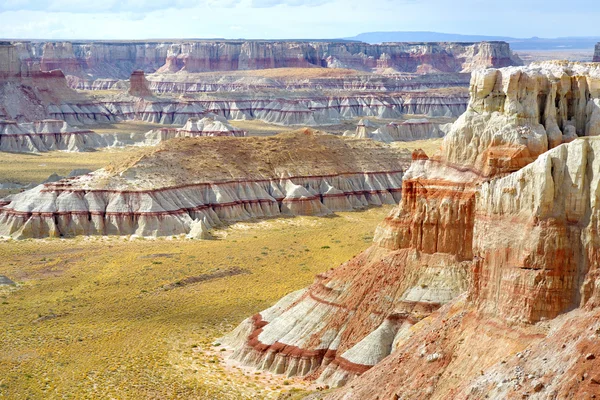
left=0, top=0, right=597, bottom=40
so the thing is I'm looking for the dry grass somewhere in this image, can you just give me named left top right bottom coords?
left=86, top=121, right=170, bottom=135
left=391, top=138, right=444, bottom=157
left=0, top=148, right=134, bottom=185
left=102, top=131, right=411, bottom=190
left=229, top=120, right=296, bottom=137
left=0, top=206, right=393, bottom=399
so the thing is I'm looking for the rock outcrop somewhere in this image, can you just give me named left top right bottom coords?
left=128, top=70, right=152, bottom=97
left=0, top=131, right=410, bottom=239
left=345, top=118, right=451, bottom=143
left=223, top=61, right=600, bottom=395
left=0, top=119, right=106, bottom=152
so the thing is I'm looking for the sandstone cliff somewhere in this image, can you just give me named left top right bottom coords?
left=0, top=131, right=410, bottom=239
left=222, top=61, right=600, bottom=396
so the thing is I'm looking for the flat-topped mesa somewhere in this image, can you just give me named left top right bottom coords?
left=0, top=131, right=410, bottom=240
left=0, top=119, right=106, bottom=152
left=223, top=62, right=600, bottom=390
left=157, top=41, right=521, bottom=74
left=128, top=70, right=153, bottom=97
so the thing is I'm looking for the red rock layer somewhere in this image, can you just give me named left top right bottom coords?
left=128, top=70, right=152, bottom=97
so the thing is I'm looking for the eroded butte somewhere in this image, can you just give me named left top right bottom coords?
left=222, top=61, right=600, bottom=399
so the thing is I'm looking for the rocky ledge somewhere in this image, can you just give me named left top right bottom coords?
left=0, top=131, right=411, bottom=239
left=222, top=61, right=600, bottom=398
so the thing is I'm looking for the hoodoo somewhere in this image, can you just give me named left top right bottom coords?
left=223, top=61, right=600, bottom=397
left=0, top=131, right=410, bottom=239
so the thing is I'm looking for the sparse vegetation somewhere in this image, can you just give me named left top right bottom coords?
left=0, top=206, right=392, bottom=399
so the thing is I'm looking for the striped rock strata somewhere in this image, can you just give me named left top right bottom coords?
left=11, top=41, right=521, bottom=84
left=0, top=119, right=104, bottom=152
left=0, top=131, right=410, bottom=239
left=0, top=116, right=244, bottom=153
left=47, top=92, right=468, bottom=127
left=223, top=62, right=600, bottom=392
left=143, top=72, right=471, bottom=94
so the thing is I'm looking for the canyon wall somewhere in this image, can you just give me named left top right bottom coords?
left=46, top=92, right=468, bottom=127
left=144, top=73, right=471, bottom=94
left=10, top=40, right=521, bottom=85
left=222, top=62, right=600, bottom=395
left=0, top=42, right=84, bottom=121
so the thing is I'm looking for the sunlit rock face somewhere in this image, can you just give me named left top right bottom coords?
left=224, top=62, right=600, bottom=395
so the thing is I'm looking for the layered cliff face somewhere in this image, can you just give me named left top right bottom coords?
left=0, top=42, right=84, bottom=121
left=0, top=119, right=106, bottom=153
left=145, top=70, right=471, bottom=94
left=0, top=131, right=410, bottom=239
left=10, top=40, right=521, bottom=87
left=157, top=41, right=521, bottom=74
left=223, top=62, right=600, bottom=393
left=46, top=91, right=468, bottom=127
left=16, top=41, right=169, bottom=79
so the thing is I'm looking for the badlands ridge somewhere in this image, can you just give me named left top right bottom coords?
left=220, top=61, right=600, bottom=398
left=0, top=131, right=411, bottom=239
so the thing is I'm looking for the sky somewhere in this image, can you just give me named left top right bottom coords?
left=0, top=0, right=598, bottom=40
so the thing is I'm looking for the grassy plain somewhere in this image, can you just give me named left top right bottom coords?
left=0, top=207, right=392, bottom=399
